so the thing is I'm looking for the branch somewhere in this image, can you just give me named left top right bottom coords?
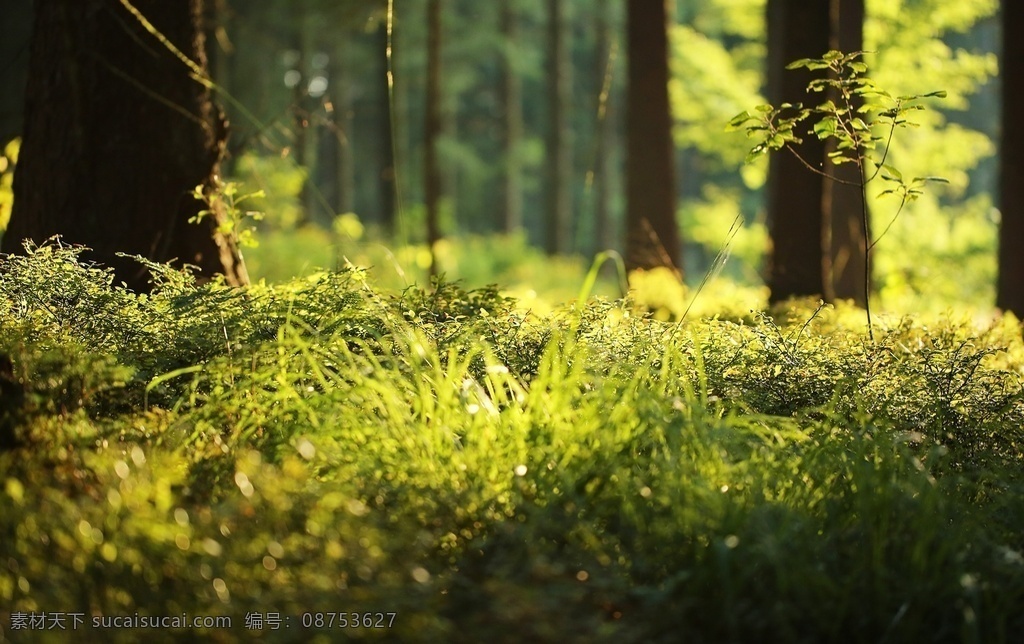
left=784, top=147, right=862, bottom=187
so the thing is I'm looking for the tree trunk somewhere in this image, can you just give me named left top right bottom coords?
left=203, top=0, right=232, bottom=175
left=332, top=38, right=356, bottom=216
left=3, top=0, right=247, bottom=292
left=0, top=0, right=33, bottom=144
left=544, top=0, right=572, bottom=255
left=376, top=20, right=397, bottom=234
left=625, top=0, right=680, bottom=273
left=765, top=0, right=829, bottom=303
left=823, top=0, right=868, bottom=305
left=594, top=0, right=617, bottom=253
left=499, top=0, right=524, bottom=234
left=291, top=0, right=313, bottom=227
left=998, top=0, right=1024, bottom=316
left=425, top=0, right=443, bottom=275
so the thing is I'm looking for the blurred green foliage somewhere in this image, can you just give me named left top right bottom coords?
left=864, top=0, right=999, bottom=311
left=0, top=138, right=18, bottom=239
left=231, top=151, right=308, bottom=232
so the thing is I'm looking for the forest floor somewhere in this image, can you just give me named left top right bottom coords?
left=1, top=243, right=1023, bottom=643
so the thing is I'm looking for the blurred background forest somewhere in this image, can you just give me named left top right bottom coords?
left=0, top=0, right=1003, bottom=311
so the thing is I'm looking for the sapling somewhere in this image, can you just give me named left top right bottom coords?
left=728, top=50, right=948, bottom=341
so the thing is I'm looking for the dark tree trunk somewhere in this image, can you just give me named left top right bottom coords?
left=291, top=0, right=313, bottom=227
left=625, top=0, right=680, bottom=273
left=765, top=0, right=830, bottom=303
left=0, top=0, right=33, bottom=144
left=594, top=0, right=617, bottom=253
left=375, top=20, right=397, bottom=233
left=998, top=0, right=1024, bottom=315
left=3, top=0, right=247, bottom=292
left=203, top=0, right=232, bottom=175
left=499, top=0, right=524, bottom=234
left=331, top=39, right=356, bottom=216
left=425, top=0, right=443, bottom=275
left=823, top=0, right=868, bottom=305
left=544, top=0, right=572, bottom=255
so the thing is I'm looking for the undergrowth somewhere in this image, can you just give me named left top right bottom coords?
left=1, top=242, right=1023, bottom=643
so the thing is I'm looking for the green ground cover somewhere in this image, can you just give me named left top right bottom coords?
left=1, top=242, right=1023, bottom=643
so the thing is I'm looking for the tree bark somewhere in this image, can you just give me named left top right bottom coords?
left=544, top=0, right=572, bottom=255
left=997, top=0, right=1024, bottom=316
left=823, top=0, right=868, bottom=305
left=3, top=0, right=247, bottom=292
left=625, top=0, right=680, bottom=273
left=765, top=0, right=829, bottom=303
left=0, top=0, right=33, bottom=144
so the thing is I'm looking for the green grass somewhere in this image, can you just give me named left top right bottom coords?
left=1, top=241, right=1023, bottom=643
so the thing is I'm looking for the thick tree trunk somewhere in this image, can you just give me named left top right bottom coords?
left=0, top=0, right=33, bottom=144
left=823, top=0, right=868, bottom=305
left=425, top=0, right=443, bottom=275
left=997, top=0, right=1024, bottom=315
left=544, top=0, right=572, bottom=255
left=3, top=0, right=247, bottom=292
left=625, top=0, right=680, bottom=273
left=765, top=0, right=830, bottom=303
left=499, top=0, right=524, bottom=234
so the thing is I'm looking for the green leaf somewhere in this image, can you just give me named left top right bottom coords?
left=785, top=58, right=815, bottom=70
left=880, top=163, right=902, bottom=181
left=850, top=118, right=869, bottom=131
left=813, top=117, right=838, bottom=138
left=726, top=111, right=755, bottom=131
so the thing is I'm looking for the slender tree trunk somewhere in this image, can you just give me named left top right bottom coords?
left=3, top=0, right=247, bottom=292
left=499, top=0, right=524, bottom=234
left=376, top=20, right=397, bottom=233
left=425, top=0, right=443, bottom=275
left=997, top=0, right=1024, bottom=316
left=765, top=0, right=829, bottom=303
left=290, top=0, right=314, bottom=227
left=823, top=0, right=868, bottom=305
left=594, top=0, right=616, bottom=253
left=544, top=0, right=572, bottom=255
left=625, top=0, right=680, bottom=273
left=332, top=39, right=356, bottom=216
